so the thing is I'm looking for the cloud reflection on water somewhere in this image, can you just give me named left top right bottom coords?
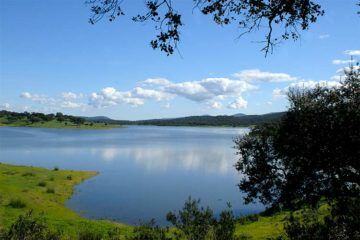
left=93, top=146, right=236, bottom=174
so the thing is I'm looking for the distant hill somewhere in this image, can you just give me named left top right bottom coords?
left=88, top=112, right=286, bottom=127
left=232, top=113, right=246, bottom=117
left=83, top=116, right=112, bottom=122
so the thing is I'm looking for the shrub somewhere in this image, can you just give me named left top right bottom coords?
left=46, top=188, right=55, bottom=194
left=38, top=181, right=47, bottom=187
left=8, top=199, right=26, bottom=208
left=22, top=172, right=35, bottom=177
left=166, top=197, right=236, bottom=240
left=238, top=214, right=259, bottom=225
left=78, top=228, right=103, bottom=240
left=66, top=175, right=72, bottom=180
left=127, top=219, right=169, bottom=240
left=1, top=210, right=61, bottom=240
left=53, top=167, right=59, bottom=171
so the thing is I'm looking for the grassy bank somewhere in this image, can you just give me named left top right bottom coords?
left=0, top=163, right=132, bottom=239
left=0, top=163, right=289, bottom=239
left=0, top=118, right=121, bottom=129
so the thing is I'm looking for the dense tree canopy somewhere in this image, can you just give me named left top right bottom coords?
left=86, top=0, right=359, bottom=56
left=234, top=64, right=360, bottom=238
left=234, top=64, right=360, bottom=208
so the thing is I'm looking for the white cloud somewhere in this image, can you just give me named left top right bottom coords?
left=19, top=69, right=301, bottom=111
left=164, top=81, right=211, bottom=101
left=1, top=103, right=11, bottom=110
left=232, top=69, right=297, bottom=83
left=140, top=78, right=171, bottom=86
left=290, top=80, right=341, bottom=89
left=61, top=92, right=83, bottom=101
left=319, top=34, right=330, bottom=39
left=21, top=91, right=86, bottom=109
left=132, top=87, right=172, bottom=101
left=228, top=97, right=247, bottom=109
left=273, top=88, right=287, bottom=98
left=209, top=101, right=222, bottom=109
left=162, top=77, right=256, bottom=103
left=60, top=101, right=85, bottom=108
left=332, top=59, right=355, bottom=65
left=344, top=50, right=360, bottom=56
left=20, top=92, right=53, bottom=104
left=89, top=87, right=144, bottom=108
left=273, top=80, right=342, bottom=98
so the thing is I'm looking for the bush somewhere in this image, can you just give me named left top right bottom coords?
left=66, top=175, right=72, bottom=180
left=38, top=181, right=47, bottom=187
left=1, top=210, right=61, bottom=240
left=78, top=228, right=103, bottom=240
left=166, top=197, right=236, bottom=240
left=128, top=219, right=169, bottom=240
left=8, top=199, right=26, bottom=208
left=284, top=198, right=360, bottom=240
left=53, top=167, right=59, bottom=171
left=238, top=214, right=259, bottom=225
left=22, top=172, right=35, bottom=177
left=46, top=188, right=55, bottom=194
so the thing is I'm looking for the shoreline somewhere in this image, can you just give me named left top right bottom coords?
left=0, top=162, right=285, bottom=239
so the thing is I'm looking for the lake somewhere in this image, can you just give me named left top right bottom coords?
left=0, top=126, right=263, bottom=225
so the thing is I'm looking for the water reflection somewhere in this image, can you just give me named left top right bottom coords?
left=93, top=146, right=233, bottom=174
left=0, top=126, right=261, bottom=225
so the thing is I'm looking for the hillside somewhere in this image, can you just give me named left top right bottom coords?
left=89, top=112, right=285, bottom=127
left=0, top=111, right=120, bottom=129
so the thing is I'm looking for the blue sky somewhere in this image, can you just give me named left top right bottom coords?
left=0, top=0, right=359, bottom=120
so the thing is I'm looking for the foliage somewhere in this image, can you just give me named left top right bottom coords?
left=114, top=112, right=285, bottom=127
left=235, top=64, right=360, bottom=208
left=78, top=228, right=104, bottom=240
left=0, top=110, right=120, bottom=129
left=8, top=199, right=26, bottom=209
left=128, top=219, right=169, bottom=240
left=166, top=198, right=236, bottom=240
left=234, top=64, right=360, bottom=238
left=0, top=210, right=60, bottom=240
left=284, top=198, right=360, bottom=239
left=85, top=0, right=337, bottom=56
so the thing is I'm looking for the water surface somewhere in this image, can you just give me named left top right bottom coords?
left=0, top=126, right=263, bottom=225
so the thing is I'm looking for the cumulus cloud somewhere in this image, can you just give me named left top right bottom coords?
left=1, top=103, right=11, bottom=110
left=140, top=78, right=171, bottom=86
left=20, top=92, right=53, bottom=104
left=158, top=77, right=256, bottom=104
left=132, top=87, right=172, bottom=101
left=332, top=59, right=355, bottom=65
left=21, top=91, right=85, bottom=109
left=344, top=50, right=360, bottom=56
left=89, top=87, right=144, bottom=108
left=209, top=101, right=222, bottom=109
left=232, top=69, right=297, bottom=83
left=60, top=101, right=85, bottom=108
left=61, top=92, right=83, bottom=101
left=273, top=80, right=342, bottom=98
left=19, top=69, right=303, bottom=111
left=228, top=97, right=248, bottom=109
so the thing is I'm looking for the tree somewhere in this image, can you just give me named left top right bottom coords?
left=234, top=64, right=360, bottom=238
left=86, top=1, right=358, bottom=56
